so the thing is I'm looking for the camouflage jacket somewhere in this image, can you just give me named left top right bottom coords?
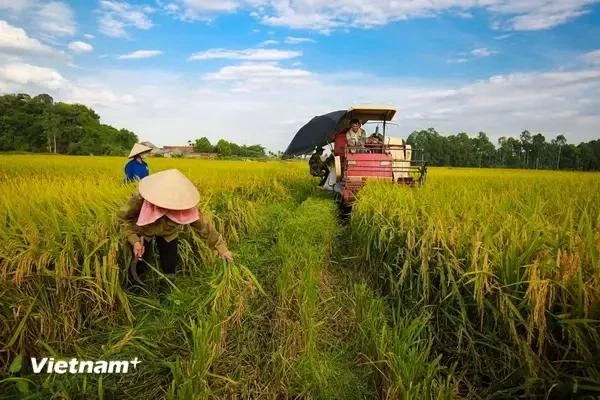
left=116, top=191, right=229, bottom=256
left=308, top=153, right=325, bottom=175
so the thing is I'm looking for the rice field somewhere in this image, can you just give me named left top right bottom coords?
left=0, top=155, right=599, bottom=399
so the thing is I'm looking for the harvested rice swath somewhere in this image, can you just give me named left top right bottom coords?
left=208, top=261, right=266, bottom=325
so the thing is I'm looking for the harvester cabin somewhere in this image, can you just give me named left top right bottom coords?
left=333, top=105, right=397, bottom=160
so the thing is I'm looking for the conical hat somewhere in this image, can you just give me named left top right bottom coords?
left=138, top=169, right=200, bottom=210
left=128, top=143, right=153, bottom=158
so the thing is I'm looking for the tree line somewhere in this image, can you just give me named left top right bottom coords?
left=0, top=92, right=268, bottom=158
left=0, top=93, right=138, bottom=156
left=2, top=92, right=597, bottom=168
left=192, top=137, right=267, bottom=158
left=407, top=128, right=600, bottom=171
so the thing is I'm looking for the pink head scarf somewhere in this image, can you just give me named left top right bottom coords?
left=136, top=199, right=200, bottom=226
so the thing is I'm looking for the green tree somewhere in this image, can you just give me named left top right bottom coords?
left=474, top=132, right=495, bottom=167
left=245, top=144, right=266, bottom=157
left=194, top=137, right=214, bottom=152
left=0, top=93, right=138, bottom=155
left=215, top=139, right=232, bottom=156
left=552, top=134, right=567, bottom=169
left=407, top=128, right=449, bottom=166
left=497, top=136, right=513, bottom=166
left=532, top=133, right=546, bottom=169
left=33, top=93, right=54, bottom=105
left=520, top=130, right=532, bottom=167
left=42, top=109, right=60, bottom=153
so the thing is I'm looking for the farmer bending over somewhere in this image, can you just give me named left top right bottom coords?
left=116, top=169, right=234, bottom=288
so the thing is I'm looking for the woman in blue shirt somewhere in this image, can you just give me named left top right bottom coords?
left=124, top=143, right=152, bottom=183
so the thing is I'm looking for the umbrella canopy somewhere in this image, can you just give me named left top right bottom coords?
left=283, top=110, right=347, bottom=156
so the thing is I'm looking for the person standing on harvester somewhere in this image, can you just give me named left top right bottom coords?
left=116, top=169, right=234, bottom=289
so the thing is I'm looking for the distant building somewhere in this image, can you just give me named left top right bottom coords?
left=159, top=145, right=217, bottom=158
left=161, top=145, right=194, bottom=157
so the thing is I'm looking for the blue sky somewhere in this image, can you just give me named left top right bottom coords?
left=0, top=0, right=599, bottom=151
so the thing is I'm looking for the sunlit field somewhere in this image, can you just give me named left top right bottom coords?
left=1, top=155, right=599, bottom=399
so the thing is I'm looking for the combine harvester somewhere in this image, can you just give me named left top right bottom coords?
left=284, top=105, right=428, bottom=214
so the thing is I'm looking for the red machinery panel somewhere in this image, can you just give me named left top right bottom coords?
left=342, top=152, right=393, bottom=201
left=345, top=152, right=393, bottom=178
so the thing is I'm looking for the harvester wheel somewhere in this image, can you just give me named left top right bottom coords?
left=339, top=200, right=352, bottom=222
left=340, top=202, right=352, bottom=217
left=333, top=192, right=352, bottom=222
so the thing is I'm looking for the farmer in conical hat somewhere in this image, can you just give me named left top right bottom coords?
left=124, top=143, right=153, bottom=183
left=116, top=169, right=234, bottom=288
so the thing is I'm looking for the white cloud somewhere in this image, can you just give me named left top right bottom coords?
left=204, top=62, right=312, bottom=82
left=0, top=0, right=32, bottom=12
left=84, top=33, right=95, bottom=39
left=67, top=84, right=136, bottom=106
left=455, top=10, right=473, bottom=18
left=98, top=0, right=154, bottom=37
left=258, top=9, right=340, bottom=32
left=68, top=41, right=93, bottom=53
left=0, top=20, right=55, bottom=55
left=34, top=1, right=76, bottom=37
left=447, top=57, right=469, bottom=64
left=159, top=0, right=600, bottom=32
left=0, top=62, right=66, bottom=89
left=0, top=1, right=76, bottom=38
left=0, top=61, right=137, bottom=107
left=258, top=39, right=279, bottom=46
left=164, top=3, right=180, bottom=13
left=1, top=59, right=599, bottom=151
left=471, top=47, right=497, bottom=58
left=489, top=0, right=597, bottom=30
left=581, top=49, right=600, bottom=66
left=284, top=36, right=315, bottom=44
left=114, top=65, right=600, bottom=149
left=159, top=0, right=241, bottom=20
left=118, top=50, right=163, bottom=59
left=448, top=47, right=498, bottom=63
left=56, top=64, right=599, bottom=150
left=188, top=48, right=301, bottom=61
